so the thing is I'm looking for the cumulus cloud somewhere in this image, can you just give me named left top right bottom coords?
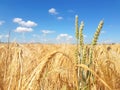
left=14, top=26, right=33, bottom=33
left=41, top=30, right=55, bottom=35
left=57, top=16, right=63, bottom=20
left=13, top=18, right=37, bottom=27
left=13, top=18, right=22, bottom=22
left=48, top=8, right=58, bottom=15
left=0, top=21, right=5, bottom=26
left=0, top=34, right=9, bottom=39
left=56, top=34, right=73, bottom=43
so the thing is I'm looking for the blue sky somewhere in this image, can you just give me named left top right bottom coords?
left=0, top=0, right=120, bottom=43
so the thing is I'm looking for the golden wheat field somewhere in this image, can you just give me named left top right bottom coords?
left=0, top=43, right=120, bottom=90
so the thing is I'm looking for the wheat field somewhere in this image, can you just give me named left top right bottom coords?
left=0, top=43, right=120, bottom=90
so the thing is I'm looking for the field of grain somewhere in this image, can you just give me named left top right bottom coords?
left=0, top=43, right=120, bottom=90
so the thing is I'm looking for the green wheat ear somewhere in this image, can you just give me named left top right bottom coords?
left=74, top=15, right=105, bottom=90
left=75, top=15, right=79, bottom=40
left=92, top=20, right=104, bottom=46
left=75, top=15, right=79, bottom=65
left=79, top=21, right=84, bottom=65
left=89, top=20, right=104, bottom=64
left=82, top=45, right=87, bottom=64
left=79, top=21, right=84, bottom=49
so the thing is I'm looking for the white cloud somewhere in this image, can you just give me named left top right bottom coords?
left=32, top=34, right=40, bottom=38
left=0, top=21, right=5, bottom=26
left=32, top=34, right=38, bottom=37
left=57, top=16, right=63, bottom=20
left=0, top=35, right=3, bottom=39
left=13, top=18, right=37, bottom=27
left=14, top=26, right=33, bottom=33
left=41, top=30, right=55, bottom=34
left=56, top=34, right=68, bottom=39
left=83, top=34, right=87, bottom=38
left=101, top=40, right=112, bottom=44
left=56, top=34, right=73, bottom=43
left=4, top=34, right=9, bottom=38
left=0, top=34, right=9, bottom=39
left=101, top=30, right=106, bottom=34
left=48, top=8, right=58, bottom=15
left=13, top=18, right=22, bottom=22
